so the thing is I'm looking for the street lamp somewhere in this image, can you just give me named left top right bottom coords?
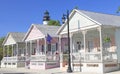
left=62, top=10, right=73, bottom=73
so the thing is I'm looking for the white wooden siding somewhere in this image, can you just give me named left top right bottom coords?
left=61, top=12, right=98, bottom=34
left=25, top=26, right=44, bottom=41
left=4, top=35, right=16, bottom=45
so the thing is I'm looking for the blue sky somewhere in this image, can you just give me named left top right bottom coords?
left=0, top=0, right=120, bottom=37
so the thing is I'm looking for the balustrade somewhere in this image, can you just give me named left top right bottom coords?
left=1, top=56, right=26, bottom=62
left=30, top=54, right=60, bottom=62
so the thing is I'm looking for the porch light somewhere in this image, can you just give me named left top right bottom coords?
left=62, top=10, right=73, bottom=73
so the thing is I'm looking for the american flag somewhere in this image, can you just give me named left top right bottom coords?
left=46, top=34, right=52, bottom=43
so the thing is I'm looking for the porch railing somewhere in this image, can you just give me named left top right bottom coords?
left=30, top=54, right=60, bottom=62
left=71, top=51, right=117, bottom=63
left=72, top=52, right=101, bottom=62
left=1, top=56, right=26, bottom=62
left=103, top=52, right=117, bottom=62
left=85, top=52, right=101, bottom=62
left=30, top=55, right=46, bottom=61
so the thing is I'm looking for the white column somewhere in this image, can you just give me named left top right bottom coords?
left=6, top=46, right=7, bottom=57
left=37, top=39, right=39, bottom=55
left=12, top=44, right=13, bottom=56
left=30, top=41, right=32, bottom=56
left=23, top=44, right=25, bottom=56
left=44, top=37, right=47, bottom=61
left=98, top=27, right=103, bottom=62
left=59, top=35, right=62, bottom=54
left=7, top=45, right=9, bottom=57
left=82, top=30, right=87, bottom=62
left=25, top=42, right=28, bottom=56
left=59, top=35, right=63, bottom=68
left=16, top=43, right=18, bottom=56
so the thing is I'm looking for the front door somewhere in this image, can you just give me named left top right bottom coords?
left=73, top=38, right=84, bottom=71
left=74, top=38, right=84, bottom=52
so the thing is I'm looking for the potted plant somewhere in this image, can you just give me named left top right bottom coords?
left=104, top=37, right=111, bottom=43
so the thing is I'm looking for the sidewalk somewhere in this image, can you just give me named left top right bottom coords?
left=0, top=68, right=120, bottom=74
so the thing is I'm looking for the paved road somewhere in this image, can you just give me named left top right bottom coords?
left=0, top=68, right=120, bottom=74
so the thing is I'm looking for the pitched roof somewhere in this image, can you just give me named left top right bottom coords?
left=57, top=9, right=120, bottom=35
left=10, top=32, right=26, bottom=42
left=78, top=9, right=120, bottom=26
left=34, top=24, right=60, bottom=37
left=23, top=24, right=60, bottom=41
left=3, top=32, right=25, bottom=45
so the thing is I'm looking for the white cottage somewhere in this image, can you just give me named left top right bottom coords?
left=1, top=32, right=26, bottom=68
left=57, top=9, right=120, bottom=73
left=23, top=24, right=60, bottom=69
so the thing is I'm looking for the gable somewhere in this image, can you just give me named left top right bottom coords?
left=25, top=25, right=44, bottom=41
left=61, top=11, right=98, bottom=34
left=4, top=35, right=16, bottom=45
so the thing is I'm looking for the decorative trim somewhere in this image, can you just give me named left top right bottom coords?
left=73, top=64, right=83, bottom=66
left=87, top=64, right=98, bottom=67
left=105, top=64, right=117, bottom=67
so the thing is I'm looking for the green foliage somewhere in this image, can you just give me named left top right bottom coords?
left=48, top=20, right=61, bottom=26
left=0, top=37, right=5, bottom=60
left=104, top=37, right=111, bottom=43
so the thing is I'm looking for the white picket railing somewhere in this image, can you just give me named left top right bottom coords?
left=72, top=51, right=117, bottom=62
left=31, top=55, right=46, bottom=61
left=1, top=56, right=26, bottom=62
left=30, top=54, right=60, bottom=62
left=103, top=52, right=117, bottom=62
left=85, top=52, right=101, bottom=62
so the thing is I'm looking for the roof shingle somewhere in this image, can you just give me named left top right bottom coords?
left=78, top=10, right=120, bottom=26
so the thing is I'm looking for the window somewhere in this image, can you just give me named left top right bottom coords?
left=103, top=42, right=111, bottom=51
left=77, top=41, right=83, bottom=51
left=4, top=63, right=7, bottom=65
left=48, top=44, right=51, bottom=51
left=8, top=63, right=11, bottom=65
left=77, top=41, right=81, bottom=50
left=41, top=45, right=44, bottom=52
left=56, top=43, right=58, bottom=51
left=63, top=43, right=68, bottom=54
left=88, top=41, right=94, bottom=52
left=13, top=63, right=16, bottom=65
left=51, top=44, right=56, bottom=53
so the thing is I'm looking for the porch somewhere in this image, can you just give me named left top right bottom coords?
left=25, top=37, right=60, bottom=70
left=1, top=43, right=26, bottom=68
left=59, top=26, right=119, bottom=73
left=1, top=56, right=25, bottom=68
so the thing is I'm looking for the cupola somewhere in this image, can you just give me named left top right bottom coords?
left=43, top=10, right=50, bottom=25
